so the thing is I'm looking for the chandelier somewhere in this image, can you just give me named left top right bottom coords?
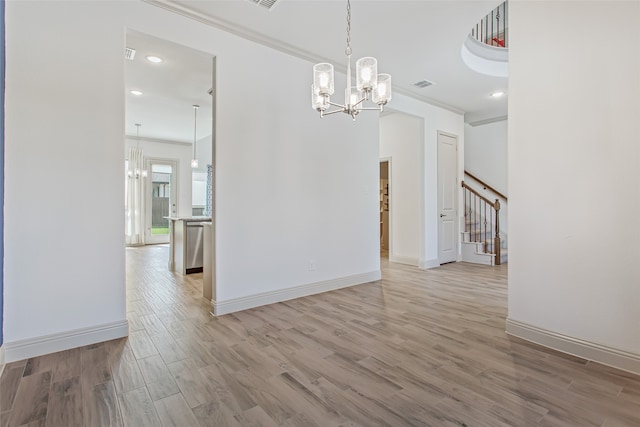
left=191, top=104, right=199, bottom=169
left=311, top=0, right=392, bottom=120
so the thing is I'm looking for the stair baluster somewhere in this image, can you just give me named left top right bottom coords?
left=461, top=180, right=502, bottom=265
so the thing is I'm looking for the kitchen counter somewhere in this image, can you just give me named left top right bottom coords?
left=167, top=217, right=212, bottom=274
left=166, top=216, right=212, bottom=222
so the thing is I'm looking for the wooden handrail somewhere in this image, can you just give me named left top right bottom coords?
left=461, top=181, right=500, bottom=210
left=464, top=170, right=508, bottom=201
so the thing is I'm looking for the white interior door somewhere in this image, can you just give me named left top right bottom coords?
left=145, top=159, right=177, bottom=244
left=437, top=132, right=458, bottom=264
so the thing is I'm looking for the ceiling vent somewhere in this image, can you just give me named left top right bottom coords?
left=413, top=80, right=434, bottom=89
left=248, top=0, right=279, bottom=10
left=124, top=47, right=136, bottom=61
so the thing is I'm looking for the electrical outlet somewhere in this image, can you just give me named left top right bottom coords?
left=308, top=260, right=317, bottom=271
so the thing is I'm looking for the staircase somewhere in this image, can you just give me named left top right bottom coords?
left=461, top=172, right=508, bottom=265
left=462, top=224, right=508, bottom=265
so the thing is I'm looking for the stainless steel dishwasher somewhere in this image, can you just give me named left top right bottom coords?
left=186, top=221, right=205, bottom=274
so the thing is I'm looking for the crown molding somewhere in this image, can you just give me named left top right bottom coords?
left=467, top=115, right=508, bottom=127
left=126, top=134, right=193, bottom=146
left=142, top=0, right=323, bottom=64
left=142, top=0, right=465, bottom=115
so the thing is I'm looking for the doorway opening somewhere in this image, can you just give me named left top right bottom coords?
left=124, top=30, right=215, bottom=306
left=380, top=160, right=390, bottom=258
left=145, top=159, right=177, bottom=244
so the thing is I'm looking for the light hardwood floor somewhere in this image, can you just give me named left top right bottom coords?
left=1, top=245, right=639, bottom=426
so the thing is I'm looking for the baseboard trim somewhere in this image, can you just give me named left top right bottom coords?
left=419, top=258, right=440, bottom=270
left=389, top=255, right=419, bottom=266
left=3, top=320, right=129, bottom=363
left=0, top=345, right=5, bottom=377
left=506, top=318, right=640, bottom=375
left=212, top=270, right=381, bottom=316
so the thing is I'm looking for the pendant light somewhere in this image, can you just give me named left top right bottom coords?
left=311, top=0, right=392, bottom=120
left=191, top=104, right=199, bottom=169
left=128, top=123, right=148, bottom=178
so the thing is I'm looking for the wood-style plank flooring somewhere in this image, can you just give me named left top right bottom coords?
left=1, top=245, right=639, bottom=426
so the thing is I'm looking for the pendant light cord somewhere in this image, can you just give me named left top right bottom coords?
left=135, top=123, right=141, bottom=149
left=193, top=105, right=199, bottom=158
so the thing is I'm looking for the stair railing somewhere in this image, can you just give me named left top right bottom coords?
left=464, top=170, right=507, bottom=201
left=471, top=1, right=508, bottom=48
left=461, top=181, right=502, bottom=265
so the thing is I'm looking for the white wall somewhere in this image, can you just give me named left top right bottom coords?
left=464, top=120, right=508, bottom=243
left=213, top=43, right=380, bottom=302
left=3, top=0, right=380, bottom=357
left=4, top=0, right=469, bottom=359
left=388, top=95, right=465, bottom=268
left=192, top=135, right=212, bottom=211
left=464, top=120, right=507, bottom=195
left=194, top=134, right=212, bottom=173
left=121, top=4, right=382, bottom=304
left=4, top=1, right=128, bottom=353
left=508, top=1, right=640, bottom=371
left=125, top=137, right=192, bottom=218
left=380, top=113, right=422, bottom=265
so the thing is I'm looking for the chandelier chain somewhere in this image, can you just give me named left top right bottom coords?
left=345, top=0, right=352, bottom=56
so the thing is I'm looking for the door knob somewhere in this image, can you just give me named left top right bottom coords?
left=440, top=214, right=446, bottom=217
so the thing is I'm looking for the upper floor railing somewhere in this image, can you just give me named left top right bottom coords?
left=471, top=1, right=508, bottom=48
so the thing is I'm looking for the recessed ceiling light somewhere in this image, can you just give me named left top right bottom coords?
left=491, top=91, right=505, bottom=98
left=146, top=55, right=163, bottom=63
left=130, top=90, right=143, bottom=96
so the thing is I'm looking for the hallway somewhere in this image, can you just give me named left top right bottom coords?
left=1, top=245, right=638, bottom=426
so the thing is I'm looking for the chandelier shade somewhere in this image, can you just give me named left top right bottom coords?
left=310, top=0, right=391, bottom=120
left=373, top=73, right=392, bottom=105
left=311, top=85, right=329, bottom=111
left=347, top=88, right=362, bottom=112
left=356, top=57, right=377, bottom=91
left=313, top=63, right=335, bottom=96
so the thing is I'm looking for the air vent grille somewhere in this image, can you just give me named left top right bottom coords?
left=248, top=0, right=278, bottom=10
left=124, top=47, right=136, bottom=61
left=413, top=80, right=434, bottom=88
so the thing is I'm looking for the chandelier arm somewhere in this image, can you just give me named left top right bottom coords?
left=322, top=108, right=347, bottom=116
left=328, top=101, right=348, bottom=108
left=352, top=96, right=368, bottom=107
left=359, top=107, right=384, bottom=111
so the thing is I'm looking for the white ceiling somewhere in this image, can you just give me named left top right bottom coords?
left=127, top=0, right=508, bottom=141
left=125, top=30, right=214, bottom=142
